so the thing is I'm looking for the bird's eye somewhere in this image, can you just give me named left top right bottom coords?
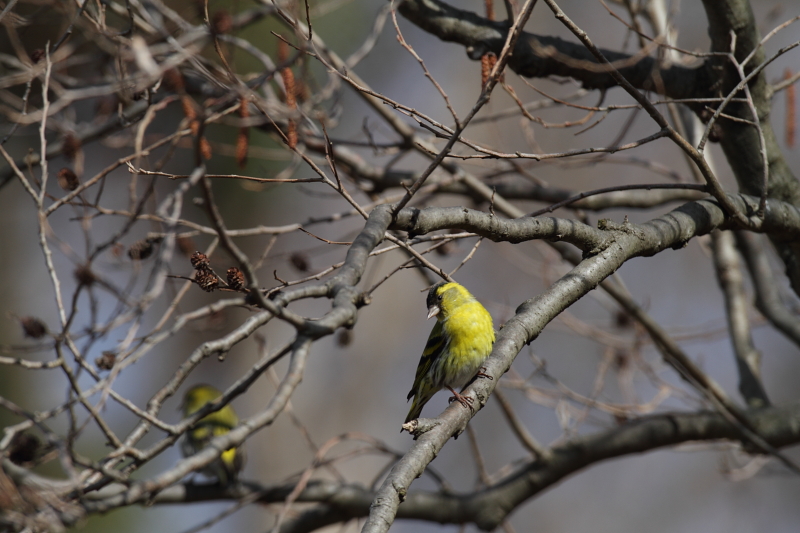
left=437, top=294, right=443, bottom=301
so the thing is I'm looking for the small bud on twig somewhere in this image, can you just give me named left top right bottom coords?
left=211, top=10, right=232, bottom=35
left=19, top=316, right=47, bottom=339
left=57, top=168, right=79, bottom=191
left=8, top=432, right=41, bottom=465
left=176, top=236, right=195, bottom=257
left=95, top=351, right=116, bottom=370
left=236, top=97, right=250, bottom=168
left=290, top=252, right=309, bottom=272
left=74, top=264, right=96, bottom=286
left=62, top=133, right=81, bottom=162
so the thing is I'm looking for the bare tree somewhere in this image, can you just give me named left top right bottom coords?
left=1, top=0, right=799, bottom=532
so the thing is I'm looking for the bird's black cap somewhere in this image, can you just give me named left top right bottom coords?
left=426, top=281, right=448, bottom=309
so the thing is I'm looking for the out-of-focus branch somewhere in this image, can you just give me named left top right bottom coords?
left=311, top=137, right=706, bottom=210
left=8, top=400, right=786, bottom=530
left=395, top=0, right=800, bottom=293
left=389, top=0, right=539, bottom=213
left=735, top=232, right=800, bottom=347
left=0, top=99, right=150, bottom=189
left=710, top=230, right=769, bottom=407
left=458, top=399, right=800, bottom=530
left=550, top=241, right=797, bottom=472
left=94, top=338, right=312, bottom=506
left=492, top=388, right=551, bottom=459
left=541, top=0, right=744, bottom=224
left=396, top=0, right=708, bottom=97
left=699, top=0, right=800, bottom=294
left=2, top=1, right=799, bottom=532
left=364, top=192, right=800, bottom=532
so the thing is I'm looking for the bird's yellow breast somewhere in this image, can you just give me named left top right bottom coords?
left=444, top=301, right=494, bottom=353
left=440, top=300, right=494, bottom=386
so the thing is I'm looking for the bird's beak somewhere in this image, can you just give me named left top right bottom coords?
left=427, top=304, right=440, bottom=320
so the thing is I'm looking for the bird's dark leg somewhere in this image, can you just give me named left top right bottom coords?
left=446, top=386, right=474, bottom=411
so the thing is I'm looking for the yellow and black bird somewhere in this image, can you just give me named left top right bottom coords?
left=181, top=384, right=245, bottom=485
left=405, top=281, right=495, bottom=423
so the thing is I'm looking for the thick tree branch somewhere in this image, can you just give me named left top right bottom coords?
left=2, top=3, right=799, bottom=533
left=396, top=0, right=709, bottom=97
left=699, top=0, right=800, bottom=293
left=363, top=192, right=800, bottom=532
left=52, top=402, right=800, bottom=531
left=391, top=194, right=800, bottom=251
left=395, top=0, right=800, bottom=292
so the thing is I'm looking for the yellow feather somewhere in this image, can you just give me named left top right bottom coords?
left=405, top=282, right=495, bottom=423
left=180, top=384, right=245, bottom=485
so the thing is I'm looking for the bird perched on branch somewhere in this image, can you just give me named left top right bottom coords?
left=181, top=384, right=245, bottom=485
left=405, top=281, right=495, bottom=424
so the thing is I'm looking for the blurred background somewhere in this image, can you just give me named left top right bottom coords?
left=1, top=0, right=799, bottom=532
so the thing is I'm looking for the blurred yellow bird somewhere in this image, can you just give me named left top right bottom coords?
left=405, top=281, right=495, bottom=424
left=181, top=384, right=244, bottom=485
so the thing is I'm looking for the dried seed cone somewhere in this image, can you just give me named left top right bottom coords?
left=195, top=267, right=219, bottom=292
left=190, top=251, right=210, bottom=269
left=226, top=267, right=245, bottom=290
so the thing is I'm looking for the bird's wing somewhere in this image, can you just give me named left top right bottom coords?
left=200, top=407, right=238, bottom=429
left=407, top=320, right=447, bottom=400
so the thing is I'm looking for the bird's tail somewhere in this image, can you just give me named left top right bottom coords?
left=404, top=389, right=434, bottom=424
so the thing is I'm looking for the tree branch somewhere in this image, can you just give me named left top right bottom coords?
left=363, top=192, right=800, bottom=532
left=396, top=0, right=709, bottom=97
left=710, top=230, right=769, bottom=407
left=51, top=402, right=800, bottom=531
left=735, top=232, right=800, bottom=348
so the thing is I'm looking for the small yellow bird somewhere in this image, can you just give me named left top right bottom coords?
left=405, top=281, right=495, bottom=424
left=180, top=384, right=245, bottom=485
